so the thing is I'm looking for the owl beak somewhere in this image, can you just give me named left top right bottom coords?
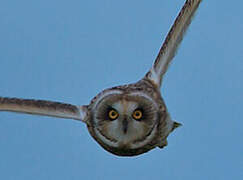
left=122, top=118, right=128, bottom=134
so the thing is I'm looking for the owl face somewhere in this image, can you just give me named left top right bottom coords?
left=87, top=85, right=164, bottom=156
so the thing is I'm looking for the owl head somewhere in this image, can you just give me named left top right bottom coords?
left=86, top=80, right=180, bottom=156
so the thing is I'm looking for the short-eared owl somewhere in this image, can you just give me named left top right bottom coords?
left=0, top=0, right=202, bottom=156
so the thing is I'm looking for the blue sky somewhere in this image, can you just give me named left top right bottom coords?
left=0, top=0, right=242, bottom=179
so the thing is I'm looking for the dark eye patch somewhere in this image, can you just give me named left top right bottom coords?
left=134, top=104, right=156, bottom=122
left=107, top=107, right=119, bottom=120
left=132, top=108, right=144, bottom=121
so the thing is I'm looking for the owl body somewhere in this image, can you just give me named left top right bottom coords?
left=86, top=79, right=175, bottom=156
left=0, top=0, right=202, bottom=156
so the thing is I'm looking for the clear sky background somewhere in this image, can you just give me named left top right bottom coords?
left=0, top=0, right=242, bottom=179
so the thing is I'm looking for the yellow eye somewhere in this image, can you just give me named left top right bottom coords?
left=132, top=109, right=143, bottom=120
left=108, top=109, right=119, bottom=120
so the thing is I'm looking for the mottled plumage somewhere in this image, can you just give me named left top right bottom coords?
left=0, top=0, right=202, bottom=156
left=87, top=79, right=172, bottom=156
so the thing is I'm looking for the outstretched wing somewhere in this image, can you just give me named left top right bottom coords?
left=0, top=97, right=88, bottom=122
left=145, top=0, right=202, bottom=87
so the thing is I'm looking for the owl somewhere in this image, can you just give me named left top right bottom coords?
left=0, top=0, right=202, bottom=156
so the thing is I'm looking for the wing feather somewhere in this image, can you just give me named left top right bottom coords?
left=0, top=97, right=88, bottom=122
left=145, top=0, right=202, bottom=87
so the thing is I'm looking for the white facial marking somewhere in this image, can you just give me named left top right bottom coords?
left=92, top=90, right=122, bottom=110
left=129, top=91, right=159, bottom=110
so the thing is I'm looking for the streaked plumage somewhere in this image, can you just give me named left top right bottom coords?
left=0, top=0, right=202, bottom=156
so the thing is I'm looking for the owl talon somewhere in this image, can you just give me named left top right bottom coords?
left=158, top=139, right=168, bottom=149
